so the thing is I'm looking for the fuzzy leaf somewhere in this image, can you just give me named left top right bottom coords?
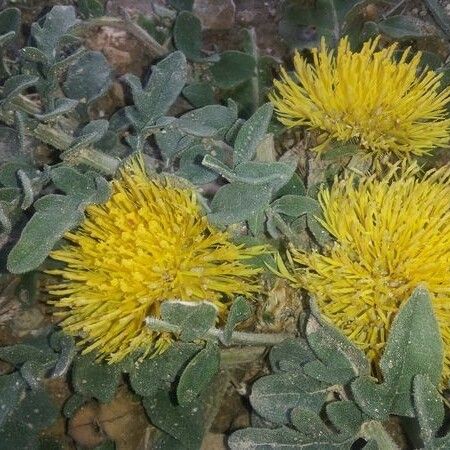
left=0, top=8, right=20, bottom=40
left=72, top=355, right=121, bottom=403
left=128, top=51, right=187, bottom=125
left=2, top=74, right=39, bottom=102
left=34, top=98, right=79, bottom=122
left=69, top=119, right=109, bottom=151
left=173, top=11, right=203, bottom=61
left=291, top=407, right=331, bottom=437
left=228, top=426, right=310, bottom=450
left=271, top=195, right=320, bottom=217
left=326, top=400, right=365, bottom=436
left=378, top=15, right=433, bottom=39
left=31, top=6, right=77, bottom=58
left=177, top=342, right=220, bottom=405
left=208, top=182, right=272, bottom=227
left=161, top=301, right=217, bottom=342
left=275, top=173, right=306, bottom=198
left=129, top=343, right=199, bottom=397
left=250, top=372, right=328, bottom=424
left=210, top=51, right=256, bottom=89
left=424, top=0, right=450, bottom=37
left=269, top=338, right=316, bottom=373
left=11, top=388, right=59, bottom=430
left=182, top=82, right=215, bottom=108
left=222, top=297, right=253, bottom=345
left=304, top=315, right=370, bottom=385
left=143, top=389, right=205, bottom=449
left=7, top=195, right=84, bottom=273
left=413, top=374, right=445, bottom=444
left=278, top=0, right=366, bottom=49
left=352, top=287, right=443, bottom=418
left=233, top=103, right=273, bottom=165
left=0, top=373, right=26, bottom=426
left=63, top=51, right=112, bottom=103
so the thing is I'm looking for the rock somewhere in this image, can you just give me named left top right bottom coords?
left=193, top=0, right=236, bottom=30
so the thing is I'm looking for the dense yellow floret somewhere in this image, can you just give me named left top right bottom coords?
left=270, top=37, right=450, bottom=158
left=279, top=163, right=450, bottom=380
left=48, top=156, right=266, bottom=363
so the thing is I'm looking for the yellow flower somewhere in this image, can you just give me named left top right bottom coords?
left=48, top=156, right=266, bottom=363
left=280, top=163, right=450, bottom=380
left=270, top=37, right=450, bottom=158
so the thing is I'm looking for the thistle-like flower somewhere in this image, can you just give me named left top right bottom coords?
left=48, top=156, right=266, bottom=363
left=270, top=37, right=450, bottom=158
left=278, top=163, right=450, bottom=379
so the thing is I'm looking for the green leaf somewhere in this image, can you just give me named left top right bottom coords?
left=271, top=195, right=320, bottom=218
left=231, top=29, right=278, bottom=115
left=0, top=8, right=21, bottom=38
left=176, top=104, right=236, bottom=137
left=177, top=144, right=224, bottom=185
left=126, top=51, right=187, bottom=125
left=208, top=182, right=272, bottom=227
left=2, top=74, right=39, bottom=102
left=129, top=343, right=199, bottom=397
left=169, top=0, right=193, bottom=11
left=51, top=166, right=110, bottom=203
left=304, top=315, right=370, bottom=384
left=307, top=215, right=332, bottom=247
left=269, top=338, right=316, bottom=373
left=173, top=11, right=204, bottom=61
left=250, top=372, right=328, bottom=424
left=11, top=388, right=59, bottom=430
left=72, top=355, right=121, bottom=403
left=291, top=407, right=331, bottom=437
left=0, top=127, right=21, bottom=162
left=424, top=0, right=450, bottom=38
left=0, top=421, right=39, bottom=449
left=278, top=0, right=366, bottom=49
left=222, top=297, right=252, bottom=345
left=233, top=103, right=273, bottom=165
left=7, top=194, right=84, bottom=273
left=63, top=393, right=87, bottom=418
left=210, top=51, right=256, bottom=89
left=160, top=301, right=217, bottom=342
left=275, top=173, right=306, bottom=198
left=326, top=401, right=364, bottom=436
left=69, top=119, right=109, bottom=151
left=413, top=375, right=445, bottom=444
left=143, top=389, right=205, bottom=448
left=31, top=5, right=77, bottom=58
left=378, top=15, right=433, bottom=39
left=182, top=82, right=216, bottom=108
left=0, top=373, right=26, bottom=426
left=78, top=0, right=105, bottom=18
left=352, top=287, right=443, bottom=418
left=234, top=160, right=297, bottom=192
left=177, top=342, right=220, bottom=405
left=63, top=51, right=112, bottom=103
left=229, top=426, right=307, bottom=449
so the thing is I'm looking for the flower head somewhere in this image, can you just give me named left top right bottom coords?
left=48, top=156, right=266, bottom=363
left=280, top=163, right=450, bottom=380
left=270, top=37, right=450, bottom=158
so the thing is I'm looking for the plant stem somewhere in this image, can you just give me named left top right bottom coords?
left=61, top=147, right=120, bottom=176
left=72, top=15, right=167, bottom=57
left=360, top=421, right=400, bottom=450
left=145, top=316, right=292, bottom=347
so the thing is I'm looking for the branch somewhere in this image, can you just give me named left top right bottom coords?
left=145, top=316, right=292, bottom=347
